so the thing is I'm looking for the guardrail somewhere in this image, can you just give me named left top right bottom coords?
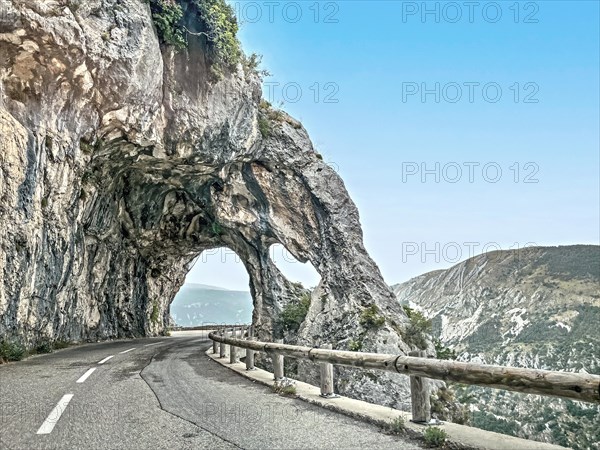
left=209, top=326, right=600, bottom=423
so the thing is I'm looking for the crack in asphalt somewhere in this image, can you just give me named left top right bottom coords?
left=139, top=340, right=243, bottom=450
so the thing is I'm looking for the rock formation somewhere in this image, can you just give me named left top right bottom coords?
left=0, top=0, right=414, bottom=406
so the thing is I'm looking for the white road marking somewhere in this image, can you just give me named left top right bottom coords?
left=76, top=368, right=96, bottom=383
left=98, top=355, right=114, bottom=364
left=36, top=394, right=74, bottom=435
left=119, top=348, right=136, bottom=354
left=144, top=342, right=163, bottom=347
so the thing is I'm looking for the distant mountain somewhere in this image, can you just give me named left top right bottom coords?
left=392, top=245, right=600, bottom=450
left=169, top=284, right=252, bottom=326
left=184, top=283, right=231, bottom=291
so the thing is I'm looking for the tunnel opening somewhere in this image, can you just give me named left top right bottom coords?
left=267, top=243, right=321, bottom=342
left=269, top=244, right=320, bottom=290
left=169, top=247, right=253, bottom=327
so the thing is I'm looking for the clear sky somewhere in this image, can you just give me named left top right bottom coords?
left=185, top=0, right=600, bottom=291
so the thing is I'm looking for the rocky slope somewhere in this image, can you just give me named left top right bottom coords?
left=0, top=0, right=415, bottom=406
left=393, top=245, right=600, bottom=449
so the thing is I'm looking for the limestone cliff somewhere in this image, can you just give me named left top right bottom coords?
left=0, top=0, right=414, bottom=406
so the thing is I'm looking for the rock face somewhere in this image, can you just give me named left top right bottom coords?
left=393, top=245, right=600, bottom=449
left=0, top=0, right=412, bottom=405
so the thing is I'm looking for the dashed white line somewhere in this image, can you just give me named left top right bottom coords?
left=36, top=394, right=74, bottom=435
left=76, top=368, right=96, bottom=383
left=119, top=348, right=136, bottom=354
left=98, top=355, right=114, bottom=364
left=144, top=341, right=163, bottom=347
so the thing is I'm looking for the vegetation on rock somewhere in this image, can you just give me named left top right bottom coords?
left=430, top=385, right=470, bottom=425
left=150, top=300, right=160, bottom=325
left=147, top=0, right=187, bottom=50
left=348, top=339, right=363, bottom=352
left=258, top=115, right=271, bottom=138
left=433, top=339, right=457, bottom=360
left=401, top=305, right=432, bottom=349
left=359, top=304, right=386, bottom=329
left=147, top=0, right=242, bottom=69
left=278, top=292, right=311, bottom=333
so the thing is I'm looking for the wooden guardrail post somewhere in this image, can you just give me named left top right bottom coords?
left=273, top=338, right=284, bottom=380
left=212, top=325, right=220, bottom=354
left=238, top=326, right=246, bottom=358
left=246, top=336, right=256, bottom=370
left=230, top=333, right=238, bottom=364
left=409, top=350, right=431, bottom=423
left=230, top=345, right=238, bottom=363
left=319, top=343, right=336, bottom=398
left=219, top=331, right=227, bottom=358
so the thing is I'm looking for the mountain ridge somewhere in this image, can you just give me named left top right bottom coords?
left=182, top=283, right=248, bottom=292
left=392, top=244, right=599, bottom=449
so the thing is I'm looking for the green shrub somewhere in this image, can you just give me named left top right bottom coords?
left=279, top=293, right=311, bottom=333
left=147, top=0, right=242, bottom=69
left=243, top=53, right=271, bottom=78
left=348, top=339, right=363, bottom=352
left=359, top=304, right=385, bottom=329
left=386, top=416, right=405, bottom=435
left=434, top=339, right=457, bottom=360
left=148, top=0, right=187, bottom=50
left=258, top=116, right=271, bottom=138
left=194, top=0, right=241, bottom=67
left=150, top=301, right=160, bottom=325
left=0, top=341, right=26, bottom=362
left=402, top=305, right=432, bottom=332
left=423, top=426, right=448, bottom=447
left=35, top=341, right=53, bottom=354
left=259, top=99, right=272, bottom=110
left=402, top=305, right=432, bottom=349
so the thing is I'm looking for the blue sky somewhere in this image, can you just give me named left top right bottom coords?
left=185, top=1, right=600, bottom=291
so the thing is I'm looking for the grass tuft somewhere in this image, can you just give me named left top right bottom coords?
left=423, top=426, right=448, bottom=447
left=272, top=379, right=297, bottom=397
left=386, top=416, right=406, bottom=435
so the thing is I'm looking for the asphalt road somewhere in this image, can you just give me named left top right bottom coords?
left=0, top=332, right=418, bottom=449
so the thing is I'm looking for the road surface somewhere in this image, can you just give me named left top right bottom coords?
left=0, top=333, right=418, bottom=449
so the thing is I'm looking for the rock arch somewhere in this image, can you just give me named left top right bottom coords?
left=0, top=0, right=414, bottom=408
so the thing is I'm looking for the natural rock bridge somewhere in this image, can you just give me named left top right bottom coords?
left=0, top=0, right=410, bottom=407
